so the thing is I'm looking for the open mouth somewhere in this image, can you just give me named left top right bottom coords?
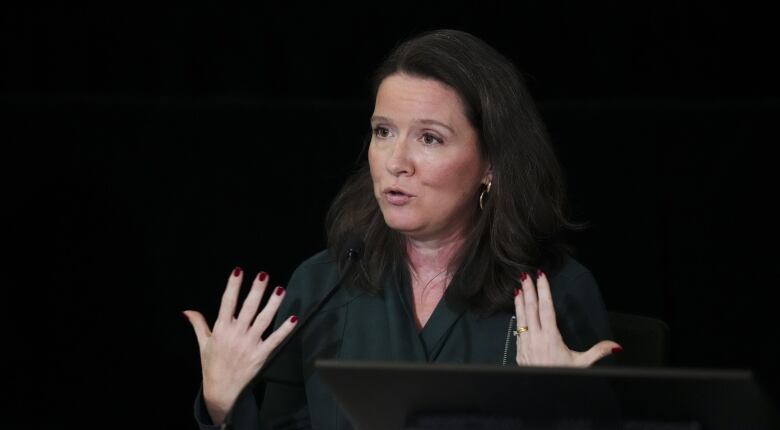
left=383, top=188, right=414, bottom=205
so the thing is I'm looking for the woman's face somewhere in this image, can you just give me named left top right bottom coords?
left=368, top=73, right=491, bottom=241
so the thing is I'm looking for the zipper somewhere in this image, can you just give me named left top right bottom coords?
left=501, top=315, right=516, bottom=366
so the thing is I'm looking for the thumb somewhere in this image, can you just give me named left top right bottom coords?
left=578, top=340, right=622, bottom=367
left=182, top=310, right=211, bottom=350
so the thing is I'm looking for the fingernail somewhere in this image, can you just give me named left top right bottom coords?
left=258, top=271, right=268, bottom=282
left=233, top=267, right=242, bottom=277
left=612, top=346, right=623, bottom=354
left=536, top=268, right=544, bottom=278
left=275, top=286, right=285, bottom=296
left=519, top=272, right=528, bottom=282
left=513, top=287, right=520, bottom=296
left=290, top=315, right=298, bottom=323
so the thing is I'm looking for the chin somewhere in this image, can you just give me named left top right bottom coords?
left=380, top=211, right=422, bottom=235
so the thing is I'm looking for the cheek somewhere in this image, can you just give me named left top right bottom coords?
left=367, top=144, right=383, bottom=190
left=368, top=140, right=382, bottom=169
left=423, top=159, right=481, bottom=197
left=368, top=145, right=379, bottom=177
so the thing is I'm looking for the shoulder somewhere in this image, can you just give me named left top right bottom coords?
left=548, top=256, right=596, bottom=285
left=546, top=256, right=613, bottom=348
left=292, top=249, right=337, bottom=274
left=546, top=255, right=603, bottom=302
left=285, top=249, right=340, bottom=302
left=549, top=257, right=605, bottom=312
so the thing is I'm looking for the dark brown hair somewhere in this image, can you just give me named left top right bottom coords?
left=326, top=29, right=582, bottom=315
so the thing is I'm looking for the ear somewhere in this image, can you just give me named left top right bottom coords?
left=482, top=162, right=493, bottom=185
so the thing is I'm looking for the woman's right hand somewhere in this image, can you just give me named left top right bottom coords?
left=183, top=267, right=298, bottom=425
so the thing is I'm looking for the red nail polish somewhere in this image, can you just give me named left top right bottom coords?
left=612, top=346, right=623, bottom=354
left=536, top=268, right=544, bottom=278
left=519, top=272, right=528, bottom=282
left=233, top=267, right=242, bottom=277
left=290, top=315, right=298, bottom=323
left=513, top=288, right=519, bottom=296
left=275, top=286, right=285, bottom=296
left=258, top=271, right=268, bottom=282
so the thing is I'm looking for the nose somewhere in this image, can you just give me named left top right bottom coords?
left=386, top=138, right=414, bottom=177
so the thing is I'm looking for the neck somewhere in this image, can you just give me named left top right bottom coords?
left=405, top=228, right=467, bottom=276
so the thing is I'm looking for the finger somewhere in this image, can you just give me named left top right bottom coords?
left=514, top=274, right=528, bottom=335
left=250, top=285, right=287, bottom=338
left=259, top=314, right=299, bottom=357
left=182, top=310, right=212, bottom=350
left=236, top=271, right=269, bottom=326
left=521, top=270, right=542, bottom=331
left=535, top=270, right=557, bottom=331
left=217, top=266, right=243, bottom=323
left=577, top=340, right=622, bottom=367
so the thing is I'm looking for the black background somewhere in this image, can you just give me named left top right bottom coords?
left=3, top=3, right=778, bottom=429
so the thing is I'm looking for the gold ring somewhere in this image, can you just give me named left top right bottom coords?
left=514, top=326, right=529, bottom=335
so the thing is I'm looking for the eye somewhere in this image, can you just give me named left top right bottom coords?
left=421, top=133, right=443, bottom=145
left=374, top=126, right=391, bottom=138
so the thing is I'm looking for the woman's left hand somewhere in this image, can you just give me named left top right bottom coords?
left=514, top=270, right=621, bottom=367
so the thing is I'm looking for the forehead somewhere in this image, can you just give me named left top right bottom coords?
left=373, top=74, right=467, bottom=124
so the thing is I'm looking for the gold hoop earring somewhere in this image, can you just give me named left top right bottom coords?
left=479, top=181, right=492, bottom=210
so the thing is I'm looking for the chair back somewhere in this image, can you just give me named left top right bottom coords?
left=608, top=311, right=670, bottom=366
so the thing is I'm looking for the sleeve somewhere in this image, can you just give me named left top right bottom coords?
left=193, top=386, right=221, bottom=430
left=193, top=384, right=271, bottom=430
left=191, top=258, right=318, bottom=429
left=554, top=269, right=616, bottom=366
left=191, top=358, right=309, bottom=430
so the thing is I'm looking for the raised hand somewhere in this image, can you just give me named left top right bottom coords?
left=183, top=267, right=297, bottom=425
left=514, top=270, right=620, bottom=367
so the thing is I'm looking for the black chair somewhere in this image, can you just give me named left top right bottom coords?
left=608, top=311, right=670, bottom=366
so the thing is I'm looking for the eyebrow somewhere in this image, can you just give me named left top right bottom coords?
left=370, top=116, right=456, bottom=135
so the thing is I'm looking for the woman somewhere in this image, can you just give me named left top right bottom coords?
left=184, top=29, right=620, bottom=429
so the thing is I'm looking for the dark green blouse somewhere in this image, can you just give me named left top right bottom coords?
left=195, top=250, right=613, bottom=430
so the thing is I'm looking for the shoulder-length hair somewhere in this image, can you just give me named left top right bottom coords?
left=326, top=29, right=583, bottom=316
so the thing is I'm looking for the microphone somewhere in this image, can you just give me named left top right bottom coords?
left=259, top=236, right=364, bottom=375
left=221, top=237, right=364, bottom=429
